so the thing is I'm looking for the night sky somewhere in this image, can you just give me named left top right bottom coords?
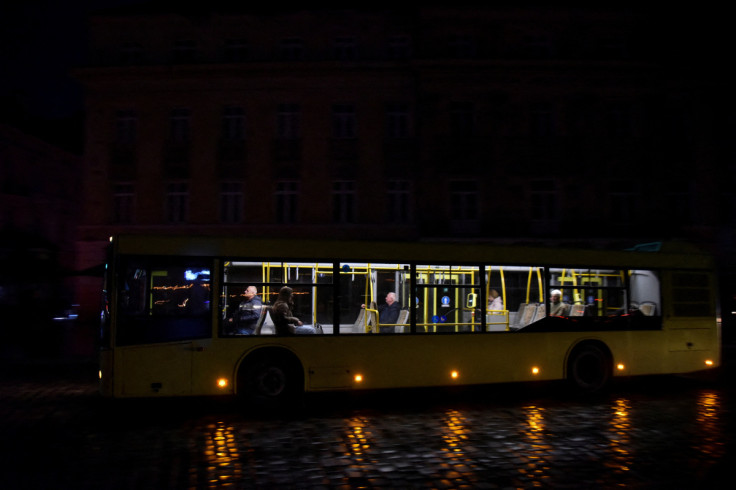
left=0, top=0, right=147, bottom=149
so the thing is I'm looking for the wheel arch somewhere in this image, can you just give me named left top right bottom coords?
left=564, top=338, right=614, bottom=392
left=235, top=345, right=305, bottom=397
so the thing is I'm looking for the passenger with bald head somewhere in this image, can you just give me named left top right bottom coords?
left=363, top=292, right=401, bottom=333
left=234, top=285, right=263, bottom=335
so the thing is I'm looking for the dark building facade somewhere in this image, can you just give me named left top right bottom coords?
left=73, top=4, right=736, bottom=331
left=0, top=123, right=82, bottom=355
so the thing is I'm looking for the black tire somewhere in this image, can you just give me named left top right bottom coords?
left=568, top=344, right=612, bottom=393
left=241, top=353, right=302, bottom=403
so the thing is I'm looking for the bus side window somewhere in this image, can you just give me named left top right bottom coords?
left=117, top=259, right=212, bottom=345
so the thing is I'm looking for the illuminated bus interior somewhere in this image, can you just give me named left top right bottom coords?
left=113, top=256, right=664, bottom=344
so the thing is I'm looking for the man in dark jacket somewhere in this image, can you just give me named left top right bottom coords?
left=235, top=285, right=262, bottom=335
left=376, top=292, right=401, bottom=333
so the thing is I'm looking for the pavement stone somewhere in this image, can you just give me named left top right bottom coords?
left=0, top=345, right=735, bottom=489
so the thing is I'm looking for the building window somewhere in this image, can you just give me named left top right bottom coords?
left=523, top=34, right=552, bottom=58
left=224, top=39, right=248, bottom=62
left=387, top=35, right=411, bottom=60
left=333, top=37, right=356, bottom=60
left=169, top=108, right=191, bottom=144
left=387, top=180, right=412, bottom=223
left=450, top=180, right=479, bottom=221
left=119, top=42, right=143, bottom=65
left=607, top=103, right=636, bottom=138
left=113, top=183, right=135, bottom=224
left=608, top=181, right=639, bottom=224
left=530, top=103, right=556, bottom=138
left=279, top=38, right=303, bottom=61
left=165, top=182, right=189, bottom=224
left=449, top=34, right=476, bottom=59
left=277, top=103, right=300, bottom=140
left=275, top=180, right=299, bottom=224
left=386, top=103, right=410, bottom=139
left=115, top=110, right=138, bottom=144
left=531, top=180, right=558, bottom=221
left=664, top=182, right=694, bottom=226
left=332, top=180, right=356, bottom=224
left=220, top=182, right=243, bottom=224
left=172, top=39, right=197, bottom=63
left=332, top=104, right=356, bottom=139
left=222, top=106, right=245, bottom=142
left=450, top=102, right=476, bottom=137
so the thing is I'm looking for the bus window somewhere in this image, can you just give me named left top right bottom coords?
left=339, top=263, right=409, bottom=334
left=221, top=260, right=334, bottom=335
left=415, top=264, right=479, bottom=333
left=630, top=270, right=661, bottom=316
left=223, top=261, right=262, bottom=283
left=117, top=258, right=212, bottom=345
left=549, top=268, right=627, bottom=318
left=494, top=266, right=544, bottom=330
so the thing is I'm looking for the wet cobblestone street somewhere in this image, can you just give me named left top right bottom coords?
left=1, top=354, right=735, bottom=489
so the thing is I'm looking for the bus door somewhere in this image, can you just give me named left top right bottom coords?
left=114, top=259, right=212, bottom=396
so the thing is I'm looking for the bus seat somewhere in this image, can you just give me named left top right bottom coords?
left=568, top=304, right=585, bottom=317
left=395, top=309, right=410, bottom=333
left=533, top=303, right=546, bottom=321
left=513, top=303, right=544, bottom=331
left=509, top=303, right=528, bottom=327
left=639, top=302, right=657, bottom=316
left=254, top=306, right=272, bottom=335
left=351, top=308, right=366, bottom=333
left=486, top=313, right=508, bottom=331
left=522, top=303, right=540, bottom=325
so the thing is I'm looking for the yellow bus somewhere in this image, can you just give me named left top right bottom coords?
left=99, top=235, right=720, bottom=400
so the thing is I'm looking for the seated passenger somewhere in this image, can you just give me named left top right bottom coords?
left=362, top=292, right=400, bottom=333
left=231, top=285, right=262, bottom=335
left=271, top=286, right=316, bottom=335
left=549, top=289, right=570, bottom=317
left=488, top=289, right=503, bottom=311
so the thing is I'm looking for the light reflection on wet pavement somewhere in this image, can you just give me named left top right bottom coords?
left=0, top=364, right=734, bottom=488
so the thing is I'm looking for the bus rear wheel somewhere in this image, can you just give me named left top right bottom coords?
left=568, top=343, right=612, bottom=393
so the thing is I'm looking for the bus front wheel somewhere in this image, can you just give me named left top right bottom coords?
left=567, top=343, right=612, bottom=393
left=240, top=352, right=302, bottom=402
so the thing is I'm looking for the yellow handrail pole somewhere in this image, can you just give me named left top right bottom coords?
left=486, top=266, right=492, bottom=310
left=500, top=267, right=509, bottom=330
left=365, top=308, right=379, bottom=334
left=536, top=267, right=544, bottom=302
left=454, top=275, right=460, bottom=332
left=368, top=263, right=375, bottom=306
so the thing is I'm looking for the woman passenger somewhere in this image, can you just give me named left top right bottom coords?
left=271, top=286, right=316, bottom=335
